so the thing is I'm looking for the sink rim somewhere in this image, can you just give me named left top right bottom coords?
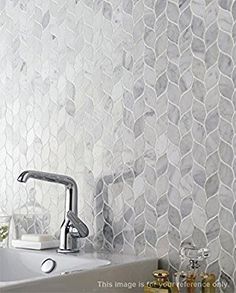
left=0, top=248, right=111, bottom=288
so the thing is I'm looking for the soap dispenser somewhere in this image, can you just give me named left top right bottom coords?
left=144, top=269, right=179, bottom=293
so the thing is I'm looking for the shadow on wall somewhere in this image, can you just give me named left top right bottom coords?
left=94, top=169, right=136, bottom=253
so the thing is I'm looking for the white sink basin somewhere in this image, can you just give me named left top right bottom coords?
left=0, top=248, right=110, bottom=287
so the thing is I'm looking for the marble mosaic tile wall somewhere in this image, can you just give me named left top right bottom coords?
left=0, top=0, right=236, bottom=291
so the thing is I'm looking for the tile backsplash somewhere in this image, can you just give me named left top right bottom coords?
left=0, top=0, right=236, bottom=290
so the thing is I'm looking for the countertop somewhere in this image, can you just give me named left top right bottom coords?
left=1, top=248, right=158, bottom=293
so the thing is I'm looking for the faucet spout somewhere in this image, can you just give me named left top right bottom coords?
left=18, top=170, right=78, bottom=214
left=18, top=170, right=77, bottom=190
left=17, top=170, right=88, bottom=253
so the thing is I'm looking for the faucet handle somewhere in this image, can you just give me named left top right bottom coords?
left=67, top=211, right=89, bottom=238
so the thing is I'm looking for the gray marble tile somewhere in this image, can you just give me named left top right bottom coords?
left=192, top=79, right=206, bottom=102
left=205, top=87, right=220, bottom=112
left=220, top=229, right=234, bottom=254
left=179, top=48, right=192, bottom=73
left=218, top=31, right=233, bottom=54
left=218, top=53, right=233, bottom=76
left=155, top=0, right=167, bottom=18
left=192, top=16, right=205, bottom=37
left=206, top=195, right=220, bottom=219
left=180, top=217, right=194, bottom=239
left=219, top=97, right=233, bottom=122
left=155, top=34, right=168, bottom=57
left=219, top=140, right=233, bottom=165
left=219, top=185, right=234, bottom=210
left=134, top=213, right=145, bottom=236
left=180, top=154, right=193, bottom=176
left=205, top=130, right=220, bottom=155
left=103, top=1, right=112, bottom=20
left=133, top=78, right=145, bottom=100
left=134, top=233, right=145, bottom=255
left=219, top=161, right=234, bottom=186
left=192, top=120, right=206, bottom=144
left=144, top=12, right=155, bottom=29
left=192, top=57, right=205, bottom=80
left=179, top=27, right=192, bottom=52
left=167, top=42, right=180, bottom=63
left=219, top=0, right=232, bottom=11
left=219, top=119, right=233, bottom=144
left=156, top=194, right=169, bottom=217
left=123, top=0, right=133, bottom=14
left=192, top=100, right=206, bottom=123
left=179, top=0, right=190, bottom=11
left=145, top=204, right=157, bottom=226
left=206, top=216, right=220, bottom=242
left=191, top=37, right=205, bottom=59
left=206, top=151, right=220, bottom=176
left=145, top=226, right=157, bottom=247
left=206, top=108, right=219, bottom=134
left=156, top=154, right=168, bottom=177
left=179, top=69, right=193, bottom=93
left=205, top=173, right=219, bottom=198
left=167, top=179, right=181, bottom=206
left=167, top=2, right=179, bottom=23
left=155, top=73, right=168, bottom=97
left=205, top=22, right=218, bottom=48
left=232, top=68, right=236, bottom=88
left=205, top=43, right=219, bottom=69
left=179, top=111, right=192, bottom=135
left=219, top=207, right=234, bottom=232
left=179, top=6, right=191, bottom=31
left=167, top=22, right=179, bottom=44
left=219, top=75, right=234, bottom=100
left=192, top=227, right=207, bottom=248
left=144, top=27, right=155, bottom=47
left=144, top=0, right=154, bottom=9
left=193, top=164, right=206, bottom=188
left=155, top=13, right=167, bottom=37
left=168, top=103, right=180, bottom=124
left=180, top=196, right=193, bottom=218
left=156, top=214, right=169, bottom=237
left=205, top=65, right=219, bottom=91
left=167, top=62, right=180, bottom=84
left=144, top=46, right=155, bottom=68
left=208, top=238, right=221, bottom=264
left=232, top=1, right=236, bottom=19
left=205, top=1, right=218, bottom=26
left=168, top=204, right=181, bottom=229
left=219, top=8, right=233, bottom=33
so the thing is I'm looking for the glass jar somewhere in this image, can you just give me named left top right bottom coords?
left=0, top=215, right=11, bottom=248
left=13, top=188, right=51, bottom=240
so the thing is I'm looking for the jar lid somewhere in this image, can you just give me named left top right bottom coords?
left=153, top=270, right=169, bottom=279
left=0, top=208, right=11, bottom=219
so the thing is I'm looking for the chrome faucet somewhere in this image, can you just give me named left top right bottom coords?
left=17, top=170, right=89, bottom=253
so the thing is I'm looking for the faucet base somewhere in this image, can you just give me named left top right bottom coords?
left=57, top=248, right=80, bottom=254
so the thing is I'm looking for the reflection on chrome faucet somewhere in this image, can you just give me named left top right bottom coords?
left=17, top=170, right=89, bottom=253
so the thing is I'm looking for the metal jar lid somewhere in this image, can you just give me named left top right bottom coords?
left=153, top=270, right=169, bottom=279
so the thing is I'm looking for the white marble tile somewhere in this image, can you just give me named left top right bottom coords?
left=0, top=0, right=235, bottom=288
